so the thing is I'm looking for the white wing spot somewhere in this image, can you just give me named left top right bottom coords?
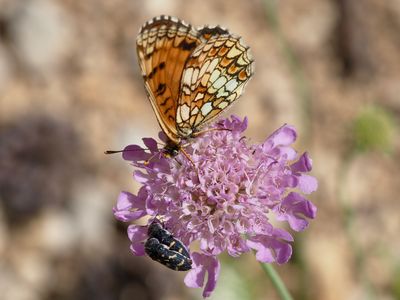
left=218, top=101, right=229, bottom=109
left=199, top=59, right=210, bottom=77
left=209, top=69, right=221, bottom=83
left=237, top=54, right=249, bottom=66
left=182, top=68, right=193, bottom=85
left=203, top=43, right=213, bottom=52
left=201, top=72, right=210, bottom=87
left=179, top=104, right=191, bottom=121
left=201, top=102, right=213, bottom=116
left=212, top=76, right=227, bottom=89
left=192, top=107, right=199, bottom=115
left=225, top=79, right=238, bottom=92
left=214, top=39, right=226, bottom=47
left=191, top=68, right=199, bottom=85
left=181, top=85, right=191, bottom=95
left=216, top=88, right=229, bottom=98
left=227, top=93, right=237, bottom=102
left=225, top=39, right=235, bottom=47
left=227, top=46, right=241, bottom=58
left=207, top=58, right=219, bottom=73
left=194, top=92, right=205, bottom=102
left=192, top=44, right=204, bottom=56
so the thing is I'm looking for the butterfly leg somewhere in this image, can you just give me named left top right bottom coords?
left=179, top=147, right=196, bottom=168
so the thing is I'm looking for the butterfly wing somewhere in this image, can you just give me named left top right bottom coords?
left=176, top=31, right=254, bottom=136
left=136, top=16, right=203, bottom=144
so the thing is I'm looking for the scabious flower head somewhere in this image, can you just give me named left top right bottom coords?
left=114, top=115, right=317, bottom=297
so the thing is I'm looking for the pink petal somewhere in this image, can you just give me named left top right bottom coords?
left=247, top=229, right=293, bottom=264
left=203, top=256, right=220, bottom=298
left=184, top=253, right=221, bottom=298
left=113, top=191, right=146, bottom=222
left=122, top=144, right=149, bottom=161
left=291, top=152, right=312, bottom=172
left=133, top=170, right=149, bottom=183
left=184, top=254, right=206, bottom=288
left=298, top=174, right=318, bottom=194
left=278, top=192, right=317, bottom=231
left=269, top=124, right=297, bottom=147
left=127, top=224, right=147, bottom=256
left=142, top=137, right=158, bottom=152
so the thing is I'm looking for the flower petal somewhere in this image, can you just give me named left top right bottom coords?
left=142, top=137, right=158, bottom=152
left=114, top=116, right=318, bottom=298
left=269, top=124, right=297, bottom=147
left=122, top=144, right=150, bottom=161
left=184, top=253, right=220, bottom=298
left=247, top=228, right=293, bottom=264
left=277, top=146, right=298, bottom=160
left=203, top=256, right=220, bottom=297
left=158, top=131, right=168, bottom=143
left=127, top=224, right=147, bottom=256
left=291, top=152, right=313, bottom=172
left=133, top=170, right=149, bottom=183
left=297, top=174, right=318, bottom=194
left=184, top=253, right=207, bottom=288
left=277, top=192, right=317, bottom=231
left=113, top=191, right=147, bottom=222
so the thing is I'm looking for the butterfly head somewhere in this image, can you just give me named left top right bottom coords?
left=163, top=139, right=181, bottom=158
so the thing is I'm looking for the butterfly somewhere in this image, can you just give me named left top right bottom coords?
left=136, top=15, right=254, bottom=157
left=144, top=220, right=192, bottom=271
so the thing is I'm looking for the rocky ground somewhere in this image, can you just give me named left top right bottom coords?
left=1, top=0, right=400, bottom=299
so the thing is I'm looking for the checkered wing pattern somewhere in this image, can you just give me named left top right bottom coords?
left=177, top=32, right=253, bottom=135
left=136, top=15, right=254, bottom=145
left=137, top=16, right=202, bottom=143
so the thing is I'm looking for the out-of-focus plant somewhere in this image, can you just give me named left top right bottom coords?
left=352, top=105, right=395, bottom=153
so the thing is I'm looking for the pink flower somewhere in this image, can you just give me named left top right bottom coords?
left=114, top=116, right=317, bottom=297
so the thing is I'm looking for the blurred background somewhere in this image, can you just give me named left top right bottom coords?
left=0, top=0, right=399, bottom=299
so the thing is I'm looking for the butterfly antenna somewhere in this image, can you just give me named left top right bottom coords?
left=104, top=150, right=124, bottom=154
left=104, top=146, right=154, bottom=155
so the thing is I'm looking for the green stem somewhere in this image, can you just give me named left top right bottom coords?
left=260, top=263, right=294, bottom=300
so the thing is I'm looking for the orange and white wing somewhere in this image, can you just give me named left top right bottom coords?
left=136, top=16, right=202, bottom=143
left=176, top=31, right=254, bottom=135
